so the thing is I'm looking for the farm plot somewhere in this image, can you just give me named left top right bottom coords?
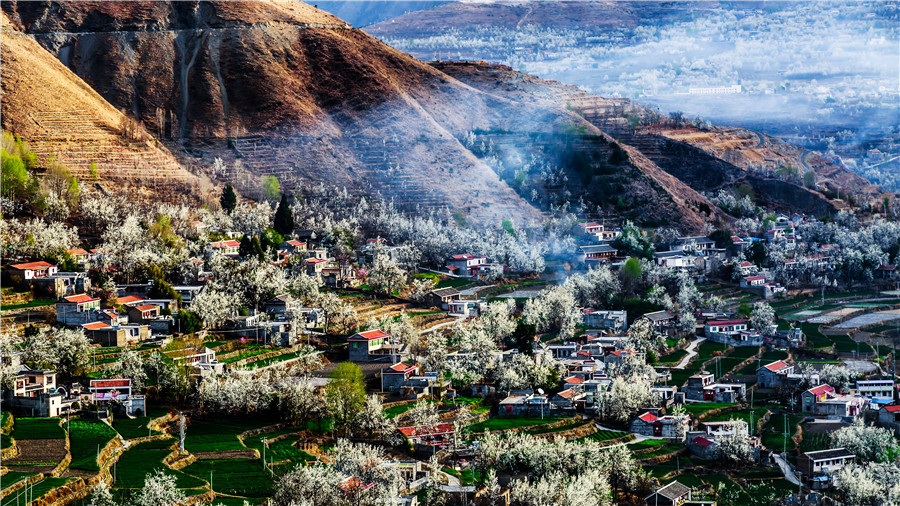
left=182, top=459, right=275, bottom=497
left=706, top=406, right=770, bottom=434
left=112, top=438, right=206, bottom=489
left=682, top=403, right=737, bottom=419
left=184, top=418, right=274, bottom=453
left=68, top=419, right=118, bottom=471
left=834, top=312, right=900, bottom=329
left=761, top=414, right=803, bottom=452
left=11, top=418, right=65, bottom=440
left=112, top=417, right=161, bottom=440
left=465, top=417, right=567, bottom=434
left=0, top=477, right=72, bottom=506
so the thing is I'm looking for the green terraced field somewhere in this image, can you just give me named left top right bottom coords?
left=112, top=439, right=205, bottom=489
left=1, top=477, right=71, bottom=506
left=182, top=459, right=275, bottom=497
left=11, top=418, right=64, bottom=440
left=465, top=417, right=567, bottom=433
left=762, top=414, right=803, bottom=451
left=112, top=417, right=160, bottom=440
left=69, top=419, right=118, bottom=471
left=184, top=418, right=274, bottom=453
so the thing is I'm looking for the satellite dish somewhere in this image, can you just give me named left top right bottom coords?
left=537, top=388, right=544, bottom=395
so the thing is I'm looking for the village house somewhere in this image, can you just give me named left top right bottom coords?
left=578, top=222, right=621, bottom=242
left=7, top=261, right=58, bottom=285
left=264, top=293, right=301, bottom=318
left=653, top=251, right=698, bottom=269
left=447, top=299, right=482, bottom=317
left=644, top=481, right=692, bottom=506
left=580, top=244, right=618, bottom=262
left=583, top=309, right=627, bottom=332
left=348, top=329, right=404, bottom=362
left=855, top=379, right=895, bottom=402
left=551, top=388, right=586, bottom=411
left=169, top=347, right=221, bottom=374
left=498, top=392, right=571, bottom=417
left=643, top=310, right=677, bottom=333
left=397, top=423, right=455, bottom=452
left=97, top=310, right=129, bottom=326
left=305, top=257, right=327, bottom=276
left=876, top=264, right=897, bottom=279
left=797, top=448, right=855, bottom=486
left=801, top=384, right=866, bottom=417
left=172, top=285, right=203, bottom=305
left=115, top=295, right=146, bottom=307
left=424, top=288, right=461, bottom=310
left=278, top=239, right=308, bottom=256
left=209, top=239, right=241, bottom=256
left=66, top=247, right=90, bottom=266
left=757, top=360, right=795, bottom=388
left=82, top=321, right=151, bottom=347
left=31, top=271, right=91, bottom=298
left=56, top=293, right=101, bottom=326
left=127, top=303, right=160, bottom=324
left=682, top=372, right=746, bottom=402
left=672, top=236, right=716, bottom=255
left=3, top=363, right=71, bottom=417
left=740, top=275, right=766, bottom=288
left=629, top=410, right=690, bottom=441
left=877, top=404, right=900, bottom=435
left=381, top=362, right=419, bottom=391
left=445, top=254, right=488, bottom=277
left=88, top=378, right=145, bottom=416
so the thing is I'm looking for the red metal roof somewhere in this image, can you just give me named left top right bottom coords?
left=83, top=322, right=110, bottom=330
left=386, top=363, right=417, bottom=373
left=884, top=405, right=900, bottom=413
left=10, top=261, right=54, bottom=269
left=398, top=423, right=454, bottom=438
left=693, top=436, right=714, bottom=447
left=564, top=376, right=584, bottom=384
left=807, top=384, right=834, bottom=396
left=638, top=412, right=658, bottom=423
left=708, top=320, right=745, bottom=326
left=67, top=248, right=89, bottom=256
left=744, top=275, right=765, bottom=281
left=286, top=240, right=306, bottom=247
left=63, top=294, right=99, bottom=303
left=350, top=329, right=389, bottom=340
left=764, top=361, right=791, bottom=372
left=135, top=304, right=157, bottom=312
left=117, top=295, right=144, bottom=304
left=211, top=240, right=240, bottom=248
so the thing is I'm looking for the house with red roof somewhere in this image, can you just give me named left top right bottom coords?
left=7, top=261, right=58, bottom=285
left=757, top=360, right=795, bottom=388
left=802, top=384, right=866, bottom=417
left=87, top=378, right=145, bottom=416
left=115, top=295, right=145, bottom=306
left=209, top=239, right=241, bottom=256
left=56, top=293, right=101, bottom=326
left=877, top=404, right=900, bottom=434
left=740, top=275, right=766, bottom=287
left=445, top=254, right=501, bottom=279
left=381, top=362, right=419, bottom=391
left=278, top=240, right=308, bottom=256
left=82, top=322, right=150, bottom=347
left=629, top=409, right=690, bottom=441
left=877, top=264, right=897, bottom=279
left=348, top=329, right=401, bottom=362
left=127, top=304, right=160, bottom=324
left=397, top=423, right=454, bottom=450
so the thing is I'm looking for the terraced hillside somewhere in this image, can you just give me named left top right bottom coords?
left=0, top=15, right=199, bottom=201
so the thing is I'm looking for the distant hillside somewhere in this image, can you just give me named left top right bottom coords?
left=314, top=1, right=448, bottom=27
left=0, top=11, right=199, bottom=202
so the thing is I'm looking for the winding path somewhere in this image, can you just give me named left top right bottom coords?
left=772, top=452, right=800, bottom=485
left=673, top=338, right=705, bottom=369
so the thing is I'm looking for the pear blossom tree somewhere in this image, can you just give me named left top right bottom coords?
left=595, top=376, right=659, bottom=423
left=134, top=470, right=186, bottom=506
left=749, top=302, right=775, bottom=332
left=831, top=417, right=898, bottom=463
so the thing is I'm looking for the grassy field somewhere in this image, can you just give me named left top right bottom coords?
left=182, top=459, right=275, bottom=497
left=682, top=403, right=737, bottom=419
left=0, top=470, right=35, bottom=489
left=241, top=350, right=308, bottom=369
left=524, top=421, right=586, bottom=435
left=69, top=419, right=118, bottom=471
left=11, top=418, right=65, bottom=440
left=384, top=400, right=436, bottom=419
left=465, top=417, right=566, bottom=433
left=799, top=432, right=830, bottom=453
left=0, top=477, right=72, bottom=506
left=0, top=299, right=57, bottom=311
left=184, top=418, right=274, bottom=453
left=659, top=349, right=688, bottom=364
left=112, top=417, right=160, bottom=440
left=112, top=438, right=206, bottom=489
left=706, top=406, right=770, bottom=434
left=576, top=429, right=631, bottom=443
left=762, top=414, right=803, bottom=451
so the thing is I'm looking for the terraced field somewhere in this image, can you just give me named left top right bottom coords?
left=4, top=418, right=67, bottom=474
left=182, top=459, right=275, bottom=497
left=0, top=477, right=72, bottom=506
left=112, top=438, right=206, bottom=490
left=184, top=418, right=275, bottom=453
left=68, top=419, right=118, bottom=471
left=112, top=417, right=160, bottom=440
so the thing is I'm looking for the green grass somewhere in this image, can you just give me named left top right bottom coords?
left=11, top=418, right=64, bottom=440
left=184, top=418, right=275, bottom=453
left=384, top=400, right=437, bottom=419
left=435, top=278, right=472, bottom=289
left=524, top=421, right=585, bottom=435
left=1, top=433, right=10, bottom=449
left=704, top=473, right=752, bottom=505
left=0, top=471, right=35, bottom=489
left=682, top=403, right=737, bottom=418
left=219, top=348, right=271, bottom=364
left=69, top=419, right=119, bottom=471
left=761, top=414, right=803, bottom=451
left=112, top=417, right=160, bottom=440
left=626, top=439, right=667, bottom=451
left=441, top=467, right=490, bottom=487
left=799, top=432, right=830, bottom=453
left=183, top=459, right=275, bottom=497
left=0, top=477, right=71, bottom=506
left=0, top=299, right=57, bottom=311
left=659, top=349, right=688, bottom=364
left=706, top=406, right=770, bottom=434
left=112, top=439, right=206, bottom=489
left=465, top=417, right=566, bottom=433
left=577, top=429, right=630, bottom=442
left=241, top=350, right=309, bottom=369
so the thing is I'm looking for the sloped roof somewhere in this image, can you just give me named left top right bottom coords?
left=83, top=322, right=111, bottom=330
left=10, top=261, right=54, bottom=269
left=63, top=294, right=98, bottom=303
left=430, top=287, right=460, bottom=297
left=135, top=304, right=157, bottom=312
left=350, top=329, right=389, bottom=340
left=117, top=295, right=144, bottom=304
left=638, top=412, right=658, bottom=423
left=763, top=361, right=791, bottom=372
left=807, top=384, right=834, bottom=396
left=654, top=481, right=691, bottom=500
left=693, top=436, right=714, bottom=448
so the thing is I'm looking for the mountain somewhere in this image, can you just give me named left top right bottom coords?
left=1, top=0, right=732, bottom=231
left=0, top=10, right=198, bottom=201
left=313, top=1, right=449, bottom=27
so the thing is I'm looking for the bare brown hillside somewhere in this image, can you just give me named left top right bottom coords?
left=0, top=14, right=199, bottom=200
